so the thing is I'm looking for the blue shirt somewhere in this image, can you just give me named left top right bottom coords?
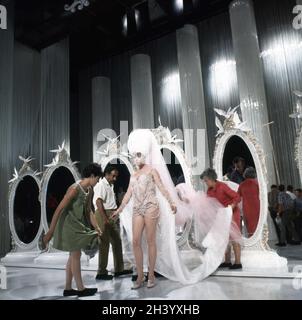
left=230, top=169, right=245, bottom=184
left=278, top=192, right=294, bottom=211
left=295, top=197, right=302, bottom=212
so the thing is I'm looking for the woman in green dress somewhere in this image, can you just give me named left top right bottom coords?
left=43, top=163, right=103, bottom=297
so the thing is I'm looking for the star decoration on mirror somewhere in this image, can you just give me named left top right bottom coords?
left=18, top=156, right=35, bottom=174
left=97, top=134, right=121, bottom=157
left=166, top=129, right=183, bottom=145
left=46, top=141, right=78, bottom=167
left=44, top=159, right=57, bottom=168
left=153, top=116, right=183, bottom=145
left=9, top=156, right=42, bottom=183
left=19, top=155, right=33, bottom=164
left=8, top=168, right=20, bottom=184
left=214, top=105, right=250, bottom=136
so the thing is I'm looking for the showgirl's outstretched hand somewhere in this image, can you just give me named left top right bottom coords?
left=111, top=210, right=119, bottom=220
left=171, top=204, right=177, bottom=215
left=95, top=226, right=102, bottom=237
left=42, top=232, right=52, bottom=250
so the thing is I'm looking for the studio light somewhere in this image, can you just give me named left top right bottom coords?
left=122, top=2, right=150, bottom=37
left=210, top=59, right=237, bottom=103
left=241, top=97, right=260, bottom=111
left=261, top=40, right=302, bottom=59
left=161, top=72, right=182, bottom=108
left=122, top=14, right=128, bottom=35
left=173, top=0, right=196, bottom=16
left=122, top=8, right=137, bottom=37
left=174, top=0, right=184, bottom=13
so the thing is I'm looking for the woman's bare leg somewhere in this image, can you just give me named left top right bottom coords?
left=232, top=242, right=241, bottom=264
left=65, top=254, right=73, bottom=290
left=145, top=216, right=159, bottom=282
left=224, top=244, right=232, bottom=263
left=132, top=215, right=145, bottom=282
left=70, top=250, right=85, bottom=291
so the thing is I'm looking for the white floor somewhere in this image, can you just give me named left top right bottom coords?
left=0, top=266, right=301, bottom=300
left=1, top=243, right=302, bottom=300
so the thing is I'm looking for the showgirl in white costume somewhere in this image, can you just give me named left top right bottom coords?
left=112, top=129, right=237, bottom=287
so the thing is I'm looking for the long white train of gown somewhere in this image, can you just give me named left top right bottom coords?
left=119, top=187, right=233, bottom=285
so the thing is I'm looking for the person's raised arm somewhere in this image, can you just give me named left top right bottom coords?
left=111, top=179, right=133, bottom=219
left=223, top=183, right=241, bottom=210
left=152, top=168, right=177, bottom=214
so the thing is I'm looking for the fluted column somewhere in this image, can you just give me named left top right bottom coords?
left=92, top=76, right=112, bottom=162
left=176, top=24, right=209, bottom=188
left=130, top=54, right=155, bottom=129
left=230, top=0, right=277, bottom=241
left=229, top=0, right=276, bottom=185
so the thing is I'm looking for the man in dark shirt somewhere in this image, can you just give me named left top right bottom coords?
left=268, top=185, right=281, bottom=244
left=230, top=157, right=246, bottom=184
left=277, top=185, right=300, bottom=246
left=294, top=189, right=302, bottom=240
left=294, top=189, right=302, bottom=212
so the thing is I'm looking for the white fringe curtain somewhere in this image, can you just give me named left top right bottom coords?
left=254, top=0, right=302, bottom=187
left=41, top=38, right=70, bottom=165
left=198, top=12, right=240, bottom=161
left=0, top=35, right=70, bottom=257
left=0, top=0, right=14, bottom=257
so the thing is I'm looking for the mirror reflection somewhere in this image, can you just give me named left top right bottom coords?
left=223, top=136, right=260, bottom=238
left=14, top=175, right=41, bottom=244
left=46, top=167, right=75, bottom=226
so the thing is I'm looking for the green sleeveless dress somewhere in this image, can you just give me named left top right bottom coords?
left=52, top=182, right=99, bottom=252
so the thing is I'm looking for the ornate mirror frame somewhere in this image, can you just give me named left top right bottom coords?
left=8, top=158, right=42, bottom=251
left=35, top=144, right=94, bottom=266
left=152, top=125, right=194, bottom=187
left=40, top=142, right=81, bottom=234
left=213, top=128, right=269, bottom=249
left=99, top=154, right=134, bottom=177
left=212, top=110, right=287, bottom=272
left=295, top=128, right=302, bottom=184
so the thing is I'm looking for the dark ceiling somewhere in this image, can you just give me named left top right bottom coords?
left=15, top=0, right=233, bottom=68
